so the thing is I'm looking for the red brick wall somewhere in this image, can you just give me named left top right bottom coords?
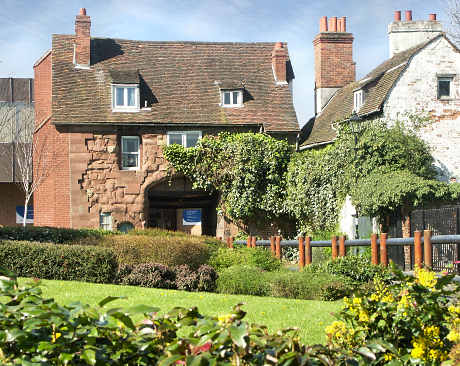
left=0, top=183, right=29, bottom=226
left=33, top=51, right=71, bottom=228
left=314, top=33, right=355, bottom=88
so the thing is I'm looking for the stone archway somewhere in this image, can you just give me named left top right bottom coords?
left=144, top=175, right=218, bottom=236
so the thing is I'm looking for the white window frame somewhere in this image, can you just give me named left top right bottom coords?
left=121, top=136, right=140, bottom=170
left=221, top=90, right=243, bottom=107
left=99, top=212, right=113, bottom=231
left=437, top=76, right=453, bottom=99
left=353, top=89, right=364, bottom=112
left=112, top=84, right=140, bottom=112
left=167, top=131, right=202, bottom=147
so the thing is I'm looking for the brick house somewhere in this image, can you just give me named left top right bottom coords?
left=33, top=9, right=299, bottom=236
left=0, top=78, right=34, bottom=226
left=300, top=11, right=460, bottom=240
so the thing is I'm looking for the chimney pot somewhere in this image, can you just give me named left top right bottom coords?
left=275, top=41, right=283, bottom=49
left=429, top=13, right=437, bottom=21
left=394, top=10, right=401, bottom=21
left=405, top=10, right=412, bottom=21
left=79, top=8, right=86, bottom=15
left=320, top=16, right=328, bottom=32
left=75, top=9, right=91, bottom=67
left=341, top=16, right=347, bottom=32
left=329, top=16, right=338, bottom=32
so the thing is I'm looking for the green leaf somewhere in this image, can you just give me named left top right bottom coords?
left=98, top=296, right=125, bottom=308
left=158, top=355, right=183, bottom=366
left=81, top=349, right=96, bottom=365
left=229, top=324, right=247, bottom=348
left=356, top=347, right=376, bottom=360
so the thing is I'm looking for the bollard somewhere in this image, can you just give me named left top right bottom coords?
left=380, top=233, right=388, bottom=266
left=424, top=230, right=432, bottom=268
left=217, top=236, right=222, bottom=241
left=414, top=231, right=422, bottom=269
left=331, top=236, right=338, bottom=259
left=247, top=236, right=251, bottom=248
left=229, top=236, right=234, bottom=249
left=275, top=236, right=282, bottom=259
left=305, top=236, right=312, bottom=265
left=251, top=236, right=257, bottom=248
left=339, top=235, right=346, bottom=257
left=371, top=233, right=378, bottom=265
left=298, top=236, right=305, bottom=269
left=226, top=236, right=231, bottom=248
left=270, top=236, right=275, bottom=256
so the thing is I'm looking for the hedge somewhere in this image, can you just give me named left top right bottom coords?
left=0, top=240, right=117, bottom=283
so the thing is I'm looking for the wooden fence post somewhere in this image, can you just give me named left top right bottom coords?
left=423, top=229, right=432, bottom=269
left=298, top=236, right=305, bottom=269
left=275, top=236, right=282, bottom=260
left=270, top=236, right=275, bottom=256
left=331, top=236, right=338, bottom=259
left=247, top=236, right=251, bottom=248
left=339, top=235, right=346, bottom=257
left=226, top=236, right=233, bottom=248
left=380, top=233, right=388, bottom=267
left=371, top=233, right=378, bottom=265
left=414, top=230, right=422, bottom=269
left=251, top=236, right=257, bottom=248
left=305, top=236, right=312, bottom=265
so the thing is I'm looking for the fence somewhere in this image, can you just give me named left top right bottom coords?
left=224, top=231, right=460, bottom=274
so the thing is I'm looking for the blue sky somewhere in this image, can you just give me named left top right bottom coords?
left=0, top=0, right=447, bottom=126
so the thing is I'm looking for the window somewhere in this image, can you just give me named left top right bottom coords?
left=221, top=90, right=243, bottom=107
left=353, top=89, right=364, bottom=112
left=167, top=131, right=202, bottom=147
left=112, top=84, right=139, bottom=111
left=99, top=212, right=112, bottom=231
left=438, top=76, right=453, bottom=99
left=121, top=136, right=140, bottom=170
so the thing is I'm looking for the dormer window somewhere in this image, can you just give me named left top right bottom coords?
left=353, top=89, right=364, bottom=112
left=112, top=84, right=140, bottom=112
left=221, top=90, right=243, bottom=107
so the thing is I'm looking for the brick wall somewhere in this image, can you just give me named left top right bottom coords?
left=0, top=183, right=29, bottom=226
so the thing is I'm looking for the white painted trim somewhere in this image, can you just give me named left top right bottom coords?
left=167, top=131, right=202, bottom=147
left=220, top=90, right=243, bottom=107
left=112, top=84, right=140, bottom=112
left=121, top=136, right=140, bottom=170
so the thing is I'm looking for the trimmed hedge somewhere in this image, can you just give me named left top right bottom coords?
left=0, top=240, right=117, bottom=283
left=0, top=226, right=110, bottom=244
left=209, top=247, right=281, bottom=272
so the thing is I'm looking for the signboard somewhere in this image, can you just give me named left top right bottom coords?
left=183, top=209, right=201, bottom=226
left=16, top=206, right=33, bottom=224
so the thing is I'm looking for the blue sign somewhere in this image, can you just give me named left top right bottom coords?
left=183, top=209, right=201, bottom=226
left=16, top=206, right=33, bottom=224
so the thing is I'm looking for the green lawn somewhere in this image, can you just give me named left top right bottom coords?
left=19, top=278, right=342, bottom=345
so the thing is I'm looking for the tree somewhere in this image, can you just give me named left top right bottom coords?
left=446, top=0, right=460, bottom=45
left=0, top=103, right=56, bottom=226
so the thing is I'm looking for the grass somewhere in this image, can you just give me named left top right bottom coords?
left=19, top=278, right=342, bottom=345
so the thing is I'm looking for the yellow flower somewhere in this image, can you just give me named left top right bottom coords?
left=358, top=310, right=369, bottom=323
left=447, top=329, right=460, bottom=343
left=51, top=332, right=62, bottom=343
left=217, top=314, right=233, bottom=325
left=352, top=297, right=362, bottom=305
left=415, top=268, right=437, bottom=288
left=384, top=353, right=393, bottom=361
left=411, top=339, right=425, bottom=359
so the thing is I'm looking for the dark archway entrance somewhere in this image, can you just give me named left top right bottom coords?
left=146, top=176, right=218, bottom=236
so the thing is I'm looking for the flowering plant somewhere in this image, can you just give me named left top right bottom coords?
left=326, top=264, right=460, bottom=365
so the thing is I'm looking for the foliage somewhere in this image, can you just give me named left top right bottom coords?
left=163, top=132, right=294, bottom=229
left=121, top=263, right=176, bottom=289
left=216, top=265, right=271, bottom=296
left=0, top=268, right=372, bottom=365
left=326, top=265, right=460, bottom=364
left=209, top=247, right=281, bottom=272
left=100, top=234, right=211, bottom=269
left=195, top=264, right=219, bottom=292
left=0, top=225, right=110, bottom=244
left=0, top=240, right=117, bottom=283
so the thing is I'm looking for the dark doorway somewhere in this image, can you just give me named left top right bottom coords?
left=146, top=177, right=218, bottom=236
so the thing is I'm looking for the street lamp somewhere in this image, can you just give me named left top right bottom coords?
left=348, top=111, right=362, bottom=240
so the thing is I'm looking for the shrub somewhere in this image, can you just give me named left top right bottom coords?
left=270, top=271, right=350, bottom=301
left=122, top=263, right=176, bottom=289
left=101, top=234, right=211, bottom=269
left=326, top=265, right=460, bottom=364
left=174, top=264, right=199, bottom=291
left=0, top=225, right=110, bottom=244
left=196, top=264, right=218, bottom=292
left=114, top=263, right=133, bottom=284
left=216, top=265, right=270, bottom=296
left=209, top=247, right=281, bottom=272
left=0, top=240, right=117, bottom=283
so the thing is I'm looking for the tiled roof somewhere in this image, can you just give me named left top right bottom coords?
left=0, top=78, right=33, bottom=104
left=51, top=36, right=299, bottom=132
left=301, top=35, right=445, bottom=147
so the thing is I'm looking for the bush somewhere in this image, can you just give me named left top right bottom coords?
left=101, top=234, right=211, bottom=269
left=0, top=225, right=110, bottom=244
left=209, top=247, right=281, bottom=272
left=270, top=271, right=350, bottom=301
left=174, top=264, right=199, bottom=291
left=114, top=263, right=133, bottom=284
left=0, top=240, right=117, bottom=283
left=121, top=263, right=176, bottom=289
left=216, top=265, right=270, bottom=296
left=196, top=264, right=218, bottom=292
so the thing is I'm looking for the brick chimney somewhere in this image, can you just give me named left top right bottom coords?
left=388, top=10, right=443, bottom=57
left=272, top=42, right=289, bottom=84
left=74, top=8, right=91, bottom=68
left=313, top=16, right=355, bottom=115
